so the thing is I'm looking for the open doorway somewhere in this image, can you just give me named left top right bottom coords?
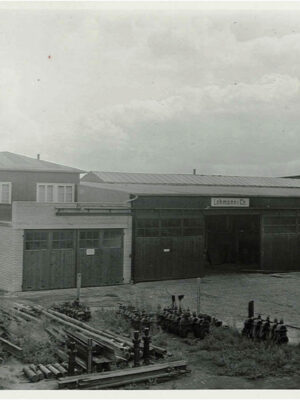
left=205, top=214, right=260, bottom=268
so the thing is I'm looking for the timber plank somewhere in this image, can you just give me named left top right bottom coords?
left=58, top=360, right=187, bottom=388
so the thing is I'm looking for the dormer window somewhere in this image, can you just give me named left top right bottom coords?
left=37, top=183, right=75, bottom=203
left=0, top=182, right=12, bottom=204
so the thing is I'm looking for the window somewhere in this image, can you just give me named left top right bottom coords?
left=103, top=230, right=122, bottom=248
left=52, top=231, right=74, bottom=249
left=79, top=231, right=100, bottom=249
left=0, top=183, right=11, bottom=204
left=37, top=183, right=75, bottom=203
left=25, top=231, right=48, bottom=250
left=263, top=216, right=297, bottom=234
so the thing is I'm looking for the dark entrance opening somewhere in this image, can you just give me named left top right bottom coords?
left=205, top=214, right=260, bottom=269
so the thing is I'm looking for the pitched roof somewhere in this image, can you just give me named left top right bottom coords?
left=0, top=152, right=85, bottom=173
left=82, top=171, right=300, bottom=188
left=80, top=181, right=300, bottom=198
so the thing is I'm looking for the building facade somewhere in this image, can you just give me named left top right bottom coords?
left=0, top=153, right=132, bottom=291
left=81, top=172, right=300, bottom=282
left=3, top=154, right=300, bottom=292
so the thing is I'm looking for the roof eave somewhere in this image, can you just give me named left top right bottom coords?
left=0, top=168, right=86, bottom=174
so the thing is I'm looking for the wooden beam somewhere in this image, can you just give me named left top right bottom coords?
left=58, top=360, right=188, bottom=389
left=0, top=337, right=23, bottom=357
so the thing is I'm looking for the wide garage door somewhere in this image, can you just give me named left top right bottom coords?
left=261, top=214, right=299, bottom=270
left=23, top=230, right=76, bottom=291
left=134, top=214, right=205, bottom=282
left=79, top=229, right=124, bottom=287
left=23, top=229, right=124, bottom=291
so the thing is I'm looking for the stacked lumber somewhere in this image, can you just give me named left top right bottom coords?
left=29, top=305, right=131, bottom=360
left=25, top=304, right=166, bottom=360
left=58, top=359, right=189, bottom=389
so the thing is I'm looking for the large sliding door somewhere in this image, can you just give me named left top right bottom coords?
left=261, top=214, right=299, bottom=270
left=134, top=213, right=205, bottom=282
left=23, top=228, right=124, bottom=291
left=79, top=229, right=124, bottom=287
left=23, top=230, right=75, bottom=291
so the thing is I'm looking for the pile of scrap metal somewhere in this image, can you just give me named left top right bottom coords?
left=119, top=295, right=222, bottom=339
left=242, top=301, right=288, bottom=344
left=51, top=300, right=91, bottom=322
left=23, top=363, right=68, bottom=382
left=14, top=303, right=188, bottom=389
left=117, top=305, right=155, bottom=331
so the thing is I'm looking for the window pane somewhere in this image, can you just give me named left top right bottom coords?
left=161, top=219, right=181, bottom=227
left=1, top=184, right=10, bottom=203
left=38, top=185, right=46, bottom=202
left=137, top=219, right=159, bottom=228
left=183, top=218, right=203, bottom=227
left=264, top=225, right=297, bottom=234
left=264, top=216, right=296, bottom=225
left=144, top=228, right=160, bottom=237
left=46, top=185, right=54, bottom=202
left=183, top=228, right=203, bottom=236
left=57, top=186, right=65, bottom=202
left=103, top=230, right=122, bottom=247
left=161, top=228, right=181, bottom=237
left=65, top=186, right=73, bottom=202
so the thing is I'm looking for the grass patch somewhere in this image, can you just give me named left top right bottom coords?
left=91, top=308, right=132, bottom=336
left=7, top=318, right=57, bottom=364
left=194, top=326, right=300, bottom=379
left=89, top=304, right=300, bottom=381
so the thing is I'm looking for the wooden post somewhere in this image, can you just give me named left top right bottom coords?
left=196, top=278, right=201, bottom=315
left=132, top=331, right=140, bottom=368
left=142, top=328, right=151, bottom=365
left=76, top=273, right=82, bottom=303
left=87, top=338, right=93, bottom=374
left=68, top=341, right=77, bottom=375
left=248, top=300, right=254, bottom=318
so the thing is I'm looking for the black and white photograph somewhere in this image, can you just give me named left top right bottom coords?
left=0, top=1, right=299, bottom=396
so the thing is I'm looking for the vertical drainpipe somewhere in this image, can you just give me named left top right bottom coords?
left=259, top=214, right=263, bottom=270
left=126, top=194, right=138, bottom=284
left=131, top=200, right=136, bottom=284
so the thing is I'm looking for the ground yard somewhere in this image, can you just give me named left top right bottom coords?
left=1, top=272, right=300, bottom=389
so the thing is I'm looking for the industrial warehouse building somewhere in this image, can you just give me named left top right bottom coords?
left=2, top=151, right=300, bottom=292
left=81, top=171, right=300, bottom=283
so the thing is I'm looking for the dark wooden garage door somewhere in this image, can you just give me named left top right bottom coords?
left=134, top=215, right=205, bottom=282
left=79, top=229, right=123, bottom=287
left=23, top=230, right=75, bottom=291
left=261, top=215, right=299, bottom=270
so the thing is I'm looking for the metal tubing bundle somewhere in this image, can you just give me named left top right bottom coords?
left=242, top=301, right=288, bottom=344
left=118, top=305, right=155, bottom=331
left=119, top=296, right=222, bottom=340
left=51, top=300, right=91, bottom=322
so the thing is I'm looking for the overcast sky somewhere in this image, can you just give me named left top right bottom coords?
left=1, top=2, right=300, bottom=176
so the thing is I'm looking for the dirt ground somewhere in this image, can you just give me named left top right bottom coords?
left=1, top=271, right=300, bottom=390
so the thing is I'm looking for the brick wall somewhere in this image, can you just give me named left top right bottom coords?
left=0, top=226, right=23, bottom=292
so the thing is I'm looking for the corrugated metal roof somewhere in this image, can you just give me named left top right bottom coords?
left=83, top=171, right=300, bottom=188
left=80, top=181, right=300, bottom=198
left=0, top=152, right=85, bottom=173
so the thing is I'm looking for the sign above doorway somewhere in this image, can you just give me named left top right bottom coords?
left=211, top=198, right=250, bottom=207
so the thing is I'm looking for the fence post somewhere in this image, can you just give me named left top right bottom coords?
left=197, top=277, right=201, bottom=315
left=76, top=273, right=82, bottom=303
left=248, top=300, right=254, bottom=318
